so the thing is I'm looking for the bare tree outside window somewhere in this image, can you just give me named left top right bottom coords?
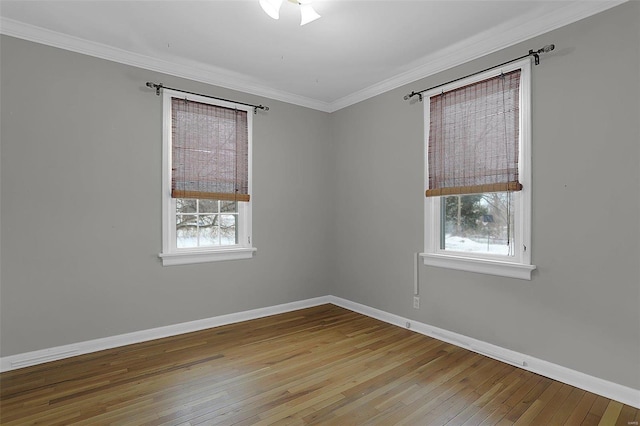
left=442, top=192, right=514, bottom=255
left=176, top=199, right=238, bottom=248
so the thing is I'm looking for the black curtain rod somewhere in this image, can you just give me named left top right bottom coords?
left=403, top=44, right=555, bottom=102
left=146, top=82, right=269, bottom=114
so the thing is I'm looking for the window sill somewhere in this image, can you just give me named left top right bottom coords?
left=159, top=247, right=256, bottom=266
left=420, top=253, right=536, bottom=280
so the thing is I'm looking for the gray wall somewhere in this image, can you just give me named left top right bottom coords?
left=0, top=36, right=334, bottom=355
left=330, top=2, right=640, bottom=389
left=1, top=2, right=638, bottom=391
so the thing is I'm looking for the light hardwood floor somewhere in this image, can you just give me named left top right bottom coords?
left=1, top=304, right=638, bottom=425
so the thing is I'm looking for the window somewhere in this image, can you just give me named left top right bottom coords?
left=422, top=59, right=536, bottom=280
left=159, top=90, right=255, bottom=266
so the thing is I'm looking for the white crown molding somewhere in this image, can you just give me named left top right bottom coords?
left=0, top=1, right=626, bottom=113
left=329, top=0, right=627, bottom=112
left=0, top=17, right=333, bottom=113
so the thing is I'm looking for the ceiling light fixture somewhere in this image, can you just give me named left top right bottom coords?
left=259, top=0, right=321, bottom=26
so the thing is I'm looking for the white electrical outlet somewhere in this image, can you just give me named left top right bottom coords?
left=413, top=296, right=420, bottom=309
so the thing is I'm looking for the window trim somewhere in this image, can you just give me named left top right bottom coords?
left=159, top=89, right=255, bottom=266
left=421, top=58, right=535, bottom=280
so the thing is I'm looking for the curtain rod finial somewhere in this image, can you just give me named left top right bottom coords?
left=530, top=44, right=555, bottom=65
left=146, top=82, right=163, bottom=96
left=403, top=92, right=423, bottom=102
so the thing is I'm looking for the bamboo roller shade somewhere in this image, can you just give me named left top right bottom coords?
left=427, top=70, right=522, bottom=197
left=171, top=97, right=250, bottom=202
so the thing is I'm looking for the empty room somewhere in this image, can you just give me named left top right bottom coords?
left=0, top=0, right=639, bottom=424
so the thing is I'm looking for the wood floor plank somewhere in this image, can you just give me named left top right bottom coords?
left=503, top=376, right=554, bottom=422
left=512, top=380, right=564, bottom=425
left=564, top=391, right=598, bottom=425
left=583, top=396, right=615, bottom=425
left=461, top=369, right=530, bottom=425
left=527, top=383, right=575, bottom=424
left=1, top=304, right=637, bottom=425
left=616, top=405, right=639, bottom=426
left=598, top=401, right=623, bottom=426
left=543, top=387, right=584, bottom=424
left=477, top=373, right=545, bottom=425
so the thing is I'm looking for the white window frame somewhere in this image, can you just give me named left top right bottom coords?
left=421, top=59, right=536, bottom=280
left=158, top=89, right=256, bottom=266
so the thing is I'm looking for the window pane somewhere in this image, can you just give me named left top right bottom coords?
left=219, top=214, right=238, bottom=245
left=176, top=199, right=197, bottom=214
left=198, top=200, right=219, bottom=214
left=198, top=214, right=217, bottom=228
left=198, top=225, right=220, bottom=247
left=177, top=214, right=198, bottom=229
left=221, top=201, right=237, bottom=213
left=442, top=193, right=514, bottom=255
left=176, top=215, right=198, bottom=248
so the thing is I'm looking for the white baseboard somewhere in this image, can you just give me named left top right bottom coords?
left=2, top=294, right=638, bottom=409
left=0, top=296, right=331, bottom=373
left=327, top=295, right=640, bottom=409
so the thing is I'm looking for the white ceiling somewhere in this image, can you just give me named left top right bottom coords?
left=0, top=0, right=625, bottom=112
